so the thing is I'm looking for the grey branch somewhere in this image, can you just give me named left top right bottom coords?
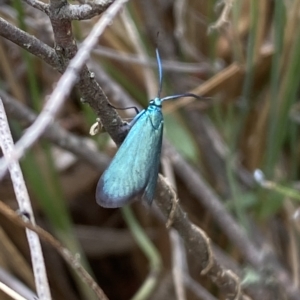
left=22, top=0, right=49, bottom=13
left=0, top=17, right=60, bottom=70
left=54, top=1, right=114, bottom=20
left=0, top=91, right=110, bottom=170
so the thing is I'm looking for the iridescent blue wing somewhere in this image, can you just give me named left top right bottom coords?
left=142, top=114, right=163, bottom=205
left=96, top=108, right=163, bottom=208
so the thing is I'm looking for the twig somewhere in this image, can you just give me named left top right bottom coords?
left=0, top=15, right=126, bottom=145
left=184, top=110, right=231, bottom=197
left=0, top=99, right=51, bottom=300
left=0, top=91, right=110, bottom=170
left=22, top=0, right=49, bottom=13
left=0, top=202, right=108, bottom=300
left=137, top=0, right=175, bottom=60
left=88, top=62, right=139, bottom=110
left=24, top=0, right=113, bottom=19
left=121, top=7, right=158, bottom=97
left=170, top=230, right=187, bottom=300
left=0, top=0, right=129, bottom=179
left=48, top=0, right=128, bottom=145
left=0, top=281, right=27, bottom=300
left=49, top=1, right=113, bottom=20
left=0, top=267, right=37, bottom=300
left=0, top=17, right=60, bottom=70
left=92, top=46, right=212, bottom=73
left=155, top=175, right=250, bottom=300
left=162, top=157, right=187, bottom=300
left=168, top=144, right=300, bottom=300
left=208, top=0, right=235, bottom=32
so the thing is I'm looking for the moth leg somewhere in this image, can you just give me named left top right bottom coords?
left=108, top=103, right=139, bottom=115
left=166, top=189, right=179, bottom=228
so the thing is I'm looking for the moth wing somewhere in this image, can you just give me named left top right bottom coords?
left=96, top=110, right=163, bottom=208
left=142, top=120, right=163, bottom=205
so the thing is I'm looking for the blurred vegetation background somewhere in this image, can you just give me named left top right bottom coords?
left=1, top=0, right=300, bottom=299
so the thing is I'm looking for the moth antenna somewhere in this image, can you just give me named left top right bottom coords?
left=156, top=48, right=163, bottom=98
left=161, top=93, right=205, bottom=102
left=108, top=103, right=139, bottom=115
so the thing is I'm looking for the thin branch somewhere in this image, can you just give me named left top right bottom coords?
left=168, top=143, right=300, bottom=300
left=22, top=0, right=49, bottom=13
left=0, top=98, right=52, bottom=300
left=162, top=156, right=187, bottom=300
left=155, top=175, right=250, bottom=300
left=0, top=0, right=129, bottom=179
left=0, top=281, right=28, bottom=300
left=88, top=62, right=139, bottom=110
left=0, top=17, right=61, bottom=70
left=208, top=0, right=235, bottom=32
left=0, top=202, right=109, bottom=300
left=170, top=230, right=187, bottom=300
left=121, top=7, right=157, bottom=97
left=0, top=15, right=125, bottom=144
left=0, top=268, right=37, bottom=300
left=92, top=46, right=213, bottom=74
left=53, top=1, right=114, bottom=20
left=168, top=143, right=261, bottom=264
left=48, top=0, right=127, bottom=145
left=185, top=110, right=232, bottom=198
left=0, top=90, right=110, bottom=170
